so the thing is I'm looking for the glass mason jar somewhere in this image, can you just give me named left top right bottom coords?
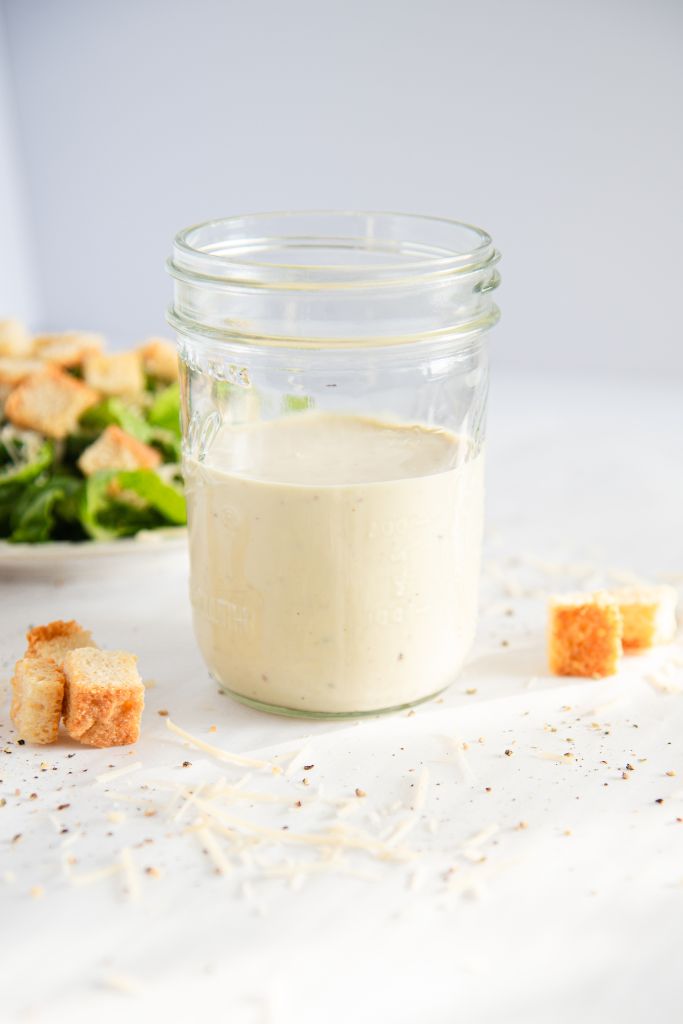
left=168, top=212, right=500, bottom=718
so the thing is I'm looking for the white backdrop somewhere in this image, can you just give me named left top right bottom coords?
left=1, top=0, right=682, bottom=373
left=0, top=8, right=39, bottom=325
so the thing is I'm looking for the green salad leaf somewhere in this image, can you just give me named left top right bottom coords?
left=148, top=429, right=182, bottom=464
left=62, top=430, right=99, bottom=466
left=1, top=376, right=186, bottom=545
left=9, top=475, right=84, bottom=544
left=81, top=468, right=186, bottom=541
left=146, top=385, right=182, bottom=462
left=78, top=392, right=182, bottom=463
left=115, top=469, right=186, bottom=524
left=148, top=384, right=181, bottom=436
left=0, top=434, right=54, bottom=487
left=0, top=434, right=55, bottom=534
left=80, top=397, right=152, bottom=442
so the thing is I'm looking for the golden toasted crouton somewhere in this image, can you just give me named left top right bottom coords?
left=33, top=331, right=104, bottom=368
left=26, top=619, right=96, bottom=668
left=0, top=319, right=32, bottom=357
left=139, top=337, right=178, bottom=381
left=4, top=366, right=99, bottom=438
left=0, top=357, right=46, bottom=388
left=62, top=648, right=144, bottom=747
left=548, top=591, right=622, bottom=678
left=11, top=657, right=65, bottom=744
left=611, top=585, right=678, bottom=650
left=78, top=424, right=161, bottom=476
left=83, top=351, right=144, bottom=396
left=0, top=358, right=46, bottom=408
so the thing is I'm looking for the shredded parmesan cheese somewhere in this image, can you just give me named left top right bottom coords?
left=285, top=744, right=315, bottom=779
left=232, top=772, right=253, bottom=789
left=194, top=806, right=417, bottom=862
left=68, top=863, right=122, bottom=887
left=384, top=817, right=418, bottom=848
left=166, top=719, right=281, bottom=772
left=211, top=783, right=286, bottom=804
left=582, top=696, right=623, bottom=719
left=411, top=768, right=430, bottom=812
left=646, top=673, right=682, bottom=696
left=194, top=824, right=232, bottom=875
left=451, top=737, right=476, bottom=784
left=120, top=847, right=141, bottom=902
left=446, top=860, right=501, bottom=895
left=336, top=799, right=361, bottom=819
left=239, top=849, right=255, bottom=869
left=101, top=973, right=143, bottom=995
left=60, top=830, right=82, bottom=849
left=461, top=823, right=499, bottom=855
left=173, top=783, right=206, bottom=823
left=102, top=790, right=158, bottom=806
left=96, top=761, right=143, bottom=784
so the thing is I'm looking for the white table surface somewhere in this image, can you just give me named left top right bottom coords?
left=1, top=369, right=682, bottom=1024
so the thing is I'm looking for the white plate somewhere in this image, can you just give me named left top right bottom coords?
left=0, top=527, right=187, bottom=565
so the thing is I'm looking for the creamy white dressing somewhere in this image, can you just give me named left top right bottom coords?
left=184, top=412, right=484, bottom=715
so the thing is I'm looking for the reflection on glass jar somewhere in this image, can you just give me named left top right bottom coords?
left=168, top=212, right=500, bottom=717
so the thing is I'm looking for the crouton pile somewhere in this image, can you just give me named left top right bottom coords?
left=10, top=620, right=145, bottom=747
left=549, top=585, right=678, bottom=678
left=0, top=319, right=177, bottom=464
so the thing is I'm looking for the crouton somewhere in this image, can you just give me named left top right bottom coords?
left=0, top=319, right=32, bottom=357
left=548, top=591, right=622, bottom=678
left=33, top=331, right=104, bottom=368
left=78, top=424, right=161, bottom=476
left=26, top=619, right=96, bottom=668
left=139, top=337, right=178, bottom=381
left=62, top=648, right=144, bottom=747
left=83, top=351, right=144, bottom=396
left=0, top=357, right=46, bottom=408
left=0, top=357, right=46, bottom=388
left=11, top=657, right=65, bottom=744
left=4, top=366, right=99, bottom=439
left=611, top=585, right=678, bottom=650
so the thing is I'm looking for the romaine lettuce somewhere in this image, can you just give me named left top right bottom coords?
left=9, top=476, right=83, bottom=543
left=81, top=468, right=186, bottom=540
left=148, top=384, right=181, bottom=436
left=80, top=397, right=152, bottom=442
left=0, top=434, right=54, bottom=534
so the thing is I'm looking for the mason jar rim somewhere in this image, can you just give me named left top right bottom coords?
left=169, top=210, right=499, bottom=290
